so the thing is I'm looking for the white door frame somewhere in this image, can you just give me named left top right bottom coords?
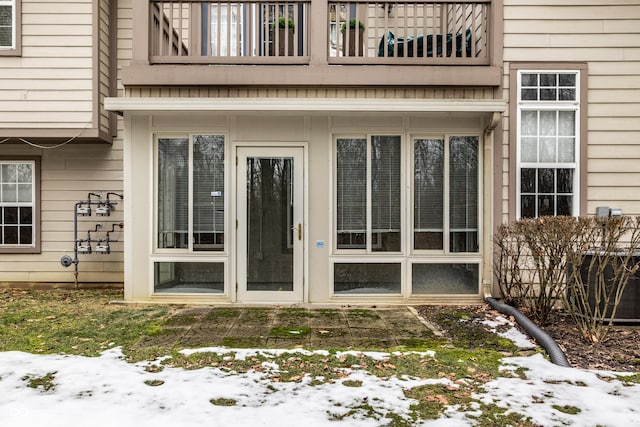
left=236, top=146, right=305, bottom=303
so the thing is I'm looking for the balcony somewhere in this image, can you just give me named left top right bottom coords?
left=125, top=0, right=501, bottom=87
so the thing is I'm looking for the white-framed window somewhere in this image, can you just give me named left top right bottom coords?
left=517, top=70, right=580, bottom=218
left=0, top=158, right=38, bottom=251
left=413, top=135, right=479, bottom=253
left=155, top=134, right=226, bottom=253
left=0, top=0, right=16, bottom=51
left=335, top=134, right=402, bottom=253
left=332, top=133, right=481, bottom=295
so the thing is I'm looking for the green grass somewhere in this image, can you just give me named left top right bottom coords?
left=1, top=289, right=544, bottom=425
left=0, top=289, right=168, bottom=357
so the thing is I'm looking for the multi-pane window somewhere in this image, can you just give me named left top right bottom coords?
left=156, top=135, right=225, bottom=251
left=334, top=134, right=480, bottom=295
left=517, top=71, right=579, bottom=218
left=0, top=160, right=35, bottom=247
left=0, top=0, right=14, bottom=49
left=336, top=135, right=401, bottom=252
left=414, top=136, right=479, bottom=253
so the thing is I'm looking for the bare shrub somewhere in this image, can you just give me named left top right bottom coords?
left=493, top=223, right=529, bottom=308
left=564, top=216, right=640, bottom=343
left=516, top=216, right=584, bottom=325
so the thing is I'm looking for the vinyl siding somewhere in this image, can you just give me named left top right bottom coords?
left=0, top=0, right=96, bottom=130
left=0, top=141, right=124, bottom=285
left=0, top=1, right=123, bottom=285
left=502, top=0, right=640, bottom=220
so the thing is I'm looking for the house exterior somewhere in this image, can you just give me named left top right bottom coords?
left=1, top=0, right=638, bottom=304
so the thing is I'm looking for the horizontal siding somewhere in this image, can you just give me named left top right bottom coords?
left=0, top=141, right=124, bottom=284
left=502, top=0, right=640, bottom=218
left=0, top=0, right=96, bottom=130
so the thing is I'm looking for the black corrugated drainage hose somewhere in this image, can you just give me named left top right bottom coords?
left=486, top=297, right=571, bottom=368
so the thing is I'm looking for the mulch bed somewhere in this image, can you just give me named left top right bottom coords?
left=542, top=311, right=640, bottom=372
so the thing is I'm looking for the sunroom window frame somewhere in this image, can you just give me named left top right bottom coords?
left=153, top=133, right=229, bottom=255
left=333, top=133, right=405, bottom=255
left=515, top=69, right=581, bottom=219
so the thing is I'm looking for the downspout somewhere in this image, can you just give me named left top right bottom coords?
left=482, top=112, right=500, bottom=299
left=486, top=297, right=571, bottom=368
left=482, top=113, right=571, bottom=368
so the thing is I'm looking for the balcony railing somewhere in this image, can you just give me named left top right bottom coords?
left=149, top=0, right=491, bottom=65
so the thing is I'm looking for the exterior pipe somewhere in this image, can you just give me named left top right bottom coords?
left=486, top=297, right=571, bottom=368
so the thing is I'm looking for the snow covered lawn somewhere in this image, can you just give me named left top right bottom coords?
left=1, top=345, right=638, bottom=426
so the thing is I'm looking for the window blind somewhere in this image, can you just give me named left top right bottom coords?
left=336, top=138, right=366, bottom=234
left=193, top=135, right=225, bottom=250
left=449, top=136, right=478, bottom=252
left=371, top=135, right=401, bottom=233
left=158, top=138, right=189, bottom=249
left=414, top=138, right=444, bottom=232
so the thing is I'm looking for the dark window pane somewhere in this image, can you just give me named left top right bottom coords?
left=19, top=226, right=32, bottom=245
left=4, top=207, right=17, bottom=224
left=521, top=89, right=537, bottom=101
left=521, top=195, right=535, bottom=218
left=154, top=262, right=225, bottom=293
left=19, top=207, right=32, bottom=225
left=414, top=232, right=443, bottom=250
left=412, top=263, right=478, bottom=294
left=559, top=73, right=576, bottom=86
left=557, top=196, right=573, bottom=216
left=540, top=73, right=557, bottom=86
left=559, top=88, right=576, bottom=101
left=0, top=6, right=11, bottom=26
left=540, top=88, right=557, bottom=101
left=337, top=232, right=365, bottom=249
left=538, top=168, right=555, bottom=193
left=0, top=28, right=11, bottom=47
left=521, top=73, right=538, bottom=86
left=521, top=169, right=536, bottom=193
left=334, top=263, right=401, bottom=294
left=538, top=195, right=555, bottom=216
left=4, top=226, right=17, bottom=244
left=450, top=231, right=478, bottom=253
left=557, top=169, right=574, bottom=193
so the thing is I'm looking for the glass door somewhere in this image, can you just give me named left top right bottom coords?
left=236, top=147, right=304, bottom=302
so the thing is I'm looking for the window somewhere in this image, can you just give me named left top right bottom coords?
left=0, top=0, right=20, bottom=55
left=0, top=157, right=39, bottom=253
left=413, top=136, right=479, bottom=253
left=336, top=135, right=401, bottom=252
left=517, top=70, right=580, bottom=218
left=333, top=134, right=480, bottom=295
left=156, top=135, right=225, bottom=252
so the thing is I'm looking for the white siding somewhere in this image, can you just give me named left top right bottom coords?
left=502, top=0, right=640, bottom=220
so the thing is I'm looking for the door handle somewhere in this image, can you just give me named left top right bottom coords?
left=292, top=223, right=302, bottom=241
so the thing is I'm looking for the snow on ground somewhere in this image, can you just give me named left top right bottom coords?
left=0, top=318, right=637, bottom=426
left=1, top=345, right=639, bottom=427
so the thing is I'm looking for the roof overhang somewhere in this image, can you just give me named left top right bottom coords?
left=105, top=97, right=506, bottom=115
